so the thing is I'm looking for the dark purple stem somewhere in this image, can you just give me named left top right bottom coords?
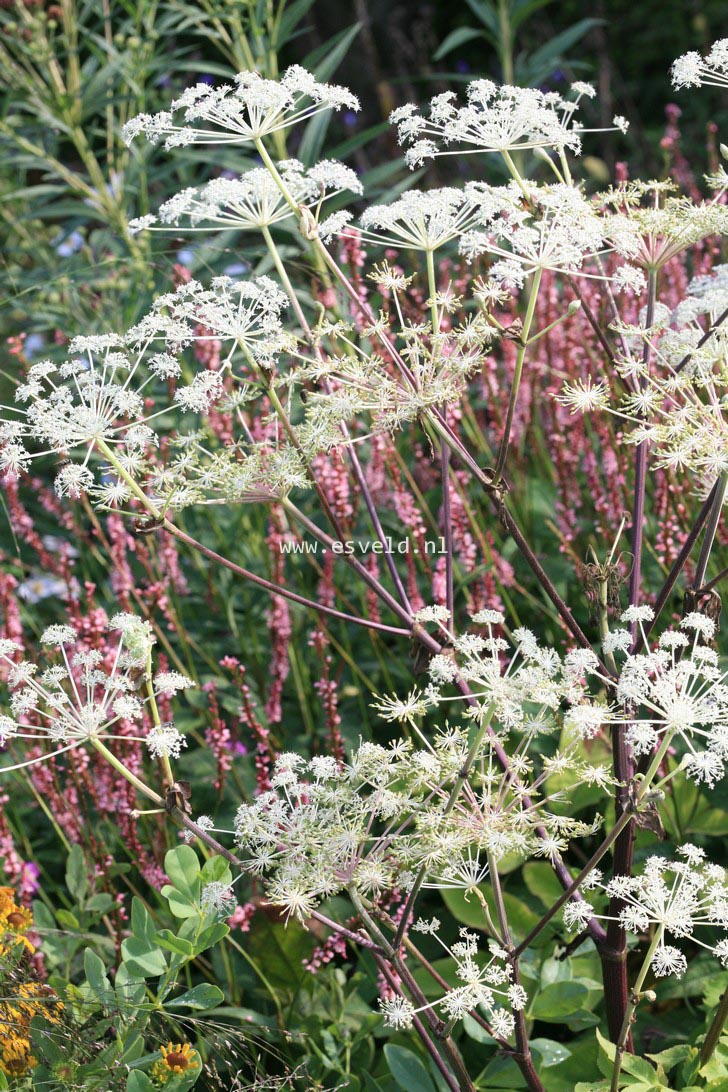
left=374, top=957, right=465, bottom=1092
left=164, top=521, right=409, bottom=636
left=604, top=270, right=657, bottom=1046
left=442, top=436, right=455, bottom=621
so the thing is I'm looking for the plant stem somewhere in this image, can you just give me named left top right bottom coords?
left=163, top=521, right=408, bottom=636
left=610, top=929, right=663, bottom=1092
left=281, top=498, right=413, bottom=625
left=635, top=478, right=720, bottom=651
left=690, top=472, right=728, bottom=594
left=492, top=267, right=542, bottom=486
left=700, top=986, right=728, bottom=1066
left=487, top=851, right=544, bottom=1092
left=374, top=957, right=463, bottom=1092
left=261, top=224, right=411, bottom=611
left=514, top=806, right=635, bottom=957
left=604, top=268, right=657, bottom=1045
left=393, top=704, right=496, bottom=949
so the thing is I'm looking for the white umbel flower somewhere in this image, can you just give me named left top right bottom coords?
left=122, top=66, right=359, bottom=149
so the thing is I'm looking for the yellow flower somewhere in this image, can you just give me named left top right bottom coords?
left=0, top=1032, right=37, bottom=1077
left=0, top=887, right=35, bottom=954
left=18, top=982, right=63, bottom=1024
left=152, top=1041, right=199, bottom=1081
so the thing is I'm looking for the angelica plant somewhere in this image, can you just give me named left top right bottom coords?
left=4, top=28, right=728, bottom=1092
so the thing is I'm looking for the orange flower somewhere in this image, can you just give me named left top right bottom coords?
left=158, top=1041, right=199, bottom=1075
left=0, top=887, right=35, bottom=954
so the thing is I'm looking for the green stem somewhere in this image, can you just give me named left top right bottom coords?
left=393, top=705, right=496, bottom=949
left=90, top=738, right=163, bottom=807
left=492, top=267, right=543, bottom=485
left=94, top=437, right=161, bottom=519
left=701, top=987, right=728, bottom=1066
left=145, top=649, right=174, bottom=788
left=610, top=928, right=663, bottom=1092
left=426, top=247, right=439, bottom=336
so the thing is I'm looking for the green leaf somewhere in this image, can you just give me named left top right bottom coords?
left=66, top=841, right=88, bottom=903
left=85, top=893, right=114, bottom=914
left=464, top=0, right=500, bottom=37
left=510, top=0, right=554, bottom=32
left=152, top=929, right=195, bottom=957
left=115, top=963, right=147, bottom=1013
left=55, top=909, right=80, bottom=930
left=384, top=1044, right=437, bottom=1092
left=121, top=936, right=168, bottom=978
left=131, top=897, right=157, bottom=943
left=200, top=855, right=231, bottom=885
left=167, top=983, right=224, bottom=1010
left=645, top=1045, right=693, bottom=1073
left=441, top=884, right=541, bottom=940
left=531, top=1039, right=572, bottom=1068
left=523, top=862, right=567, bottom=909
left=163, top=846, right=201, bottom=901
left=127, top=1073, right=155, bottom=1092
left=194, top=921, right=230, bottom=953
left=433, top=26, right=483, bottom=61
left=161, top=885, right=201, bottom=920
left=83, top=947, right=112, bottom=1002
left=530, top=982, right=592, bottom=1022
left=303, top=22, right=361, bottom=82
left=462, top=1013, right=495, bottom=1043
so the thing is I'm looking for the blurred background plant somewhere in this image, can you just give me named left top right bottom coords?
left=0, top=1, right=727, bottom=1089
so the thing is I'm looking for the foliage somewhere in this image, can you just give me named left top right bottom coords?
left=0, top=4, right=728, bottom=1092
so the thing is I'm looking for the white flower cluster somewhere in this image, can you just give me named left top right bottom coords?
left=0, top=277, right=291, bottom=503
left=459, top=182, right=610, bottom=287
left=564, top=845, right=728, bottom=979
left=0, top=615, right=192, bottom=761
left=601, top=182, right=728, bottom=271
left=672, top=39, right=728, bottom=89
left=129, top=159, right=362, bottom=235
left=353, top=187, right=490, bottom=252
left=381, top=924, right=525, bottom=1037
left=610, top=609, right=727, bottom=787
left=390, top=81, right=625, bottom=167
left=399, top=608, right=599, bottom=731
left=557, top=261, right=728, bottom=480
left=122, top=66, right=359, bottom=149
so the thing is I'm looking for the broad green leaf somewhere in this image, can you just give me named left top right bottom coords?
left=55, top=909, right=80, bottom=930
left=83, top=947, right=112, bottom=1002
left=65, top=847, right=88, bottom=906
left=132, top=897, right=157, bottom=943
left=200, top=855, right=231, bottom=885
left=531, top=1038, right=572, bottom=1068
left=384, top=1044, right=437, bottom=1092
left=152, top=929, right=195, bottom=957
left=167, top=983, right=224, bottom=1010
left=441, top=883, right=541, bottom=940
left=161, top=885, right=201, bottom=920
left=85, top=893, right=114, bottom=914
left=163, top=846, right=201, bottom=901
left=115, top=963, right=146, bottom=1012
left=194, top=921, right=230, bottom=953
left=530, top=981, right=592, bottom=1021
left=127, top=1073, right=155, bottom=1092
left=121, top=936, right=168, bottom=978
